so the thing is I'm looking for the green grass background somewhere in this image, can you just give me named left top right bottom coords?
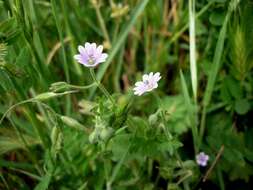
left=0, top=0, right=253, bottom=189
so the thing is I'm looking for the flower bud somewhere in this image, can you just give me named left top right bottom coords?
left=148, top=113, right=158, bottom=125
left=60, top=116, right=86, bottom=131
left=49, top=81, right=69, bottom=92
left=111, top=3, right=129, bottom=18
left=89, top=130, right=99, bottom=144
left=99, top=127, right=114, bottom=142
left=50, top=126, right=63, bottom=153
left=35, top=92, right=57, bottom=101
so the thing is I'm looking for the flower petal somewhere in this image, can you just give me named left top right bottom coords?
left=84, top=42, right=91, bottom=49
left=78, top=45, right=85, bottom=54
left=149, top=72, right=154, bottom=78
left=74, top=54, right=81, bottom=60
left=134, top=81, right=143, bottom=87
left=154, top=72, right=161, bottom=82
left=96, top=53, right=108, bottom=64
left=142, top=74, right=149, bottom=81
left=90, top=43, right=97, bottom=53
left=97, top=45, right=103, bottom=54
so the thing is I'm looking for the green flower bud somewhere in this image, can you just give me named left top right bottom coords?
left=35, top=92, right=57, bottom=101
left=60, top=116, right=86, bottom=131
left=111, top=3, right=129, bottom=18
left=89, top=130, right=99, bottom=144
left=50, top=126, right=63, bottom=154
left=148, top=113, right=158, bottom=125
left=99, top=127, right=114, bottom=142
left=49, top=81, right=69, bottom=92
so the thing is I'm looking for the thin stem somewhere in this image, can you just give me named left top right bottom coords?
left=217, top=166, right=225, bottom=190
left=199, top=106, right=206, bottom=146
left=0, top=99, right=33, bottom=124
left=89, top=69, right=115, bottom=105
left=92, top=0, right=111, bottom=46
left=203, top=145, right=224, bottom=182
left=30, top=89, right=51, bottom=131
left=23, top=109, right=48, bottom=149
left=68, top=83, right=97, bottom=90
left=0, top=172, right=10, bottom=190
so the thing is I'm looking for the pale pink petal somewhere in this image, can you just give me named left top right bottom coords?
left=149, top=72, right=154, bottom=78
left=154, top=72, right=161, bottom=82
left=84, top=42, right=91, bottom=49
left=135, top=81, right=143, bottom=87
left=74, top=54, right=81, bottom=60
left=142, top=74, right=149, bottom=81
left=90, top=43, right=97, bottom=53
left=97, top=45, right=103, bottom=54
left=96, top=53, right=108, bottom=64
left=78, top=45, right=86, bottom=54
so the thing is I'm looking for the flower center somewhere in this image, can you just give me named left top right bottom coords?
left=144, top=80, right=153, bottom=89
left=88, top=54, right=95, bottom=65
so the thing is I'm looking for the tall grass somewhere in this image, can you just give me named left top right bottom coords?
left=0, top=0, right=252, bottom=189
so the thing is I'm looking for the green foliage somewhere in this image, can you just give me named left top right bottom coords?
left=0, top=0, right=252, bottom=189
left=206, top=112, right=253, bottom=181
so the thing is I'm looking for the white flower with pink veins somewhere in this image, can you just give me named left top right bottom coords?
left=133, top=72, right=161, bottom=96
left=74, top=42, right=108, bottom=68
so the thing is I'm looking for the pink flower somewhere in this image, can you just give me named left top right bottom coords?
left=133, top=72, right=161, bottom=96
left=74, top=42, right=108, bottom=67
left=196, top=152, right=209, bottom=167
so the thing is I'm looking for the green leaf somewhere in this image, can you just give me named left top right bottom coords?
left=225, top=76, right=242, bottom=99
left=203, top=5, right=233, bottom=106
left=0, top=18, right=21, bottom=44
left=209, top=11, right=226, bottom=26
left=159, top=140, right=183, bottom=155
left=109, top=134, right=132, bottom=161
left=0, top=69, right=14, bottom=93
left=208, top=0, right=226, bottom=2
left=0, top=128, right=40, bottom=155
left=234, top=99, right=250, bottom=115
left=34, top=172, right=52, bottom=190
left=160, top=96, right=190, bottom=134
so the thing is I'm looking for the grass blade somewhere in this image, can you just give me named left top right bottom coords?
left=199, top=0, right=239, bottom=144
left=188, top=0, right=197, bottom=101
left=51, top=0, right=71, bottom=114
left=34, top=172, right=52, bottom=190
left=180, top=70, right=198, bottom=153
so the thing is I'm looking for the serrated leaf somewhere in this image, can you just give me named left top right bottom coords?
left=109, top=134, right=132, bottom=161
left=160, top=96, right=190, bottom=134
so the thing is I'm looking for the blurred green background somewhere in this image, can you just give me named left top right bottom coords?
left=0, top=0, right=253, bottom=189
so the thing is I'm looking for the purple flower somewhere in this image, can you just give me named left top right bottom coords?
left=196, top=152, right=209, bottom=167
left=74, top=42, right=108, bottom=67
left=133, top=72, right=161, bottom=96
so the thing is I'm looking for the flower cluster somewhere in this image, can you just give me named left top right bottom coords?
left=74, top=42, right=161, bottom=95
